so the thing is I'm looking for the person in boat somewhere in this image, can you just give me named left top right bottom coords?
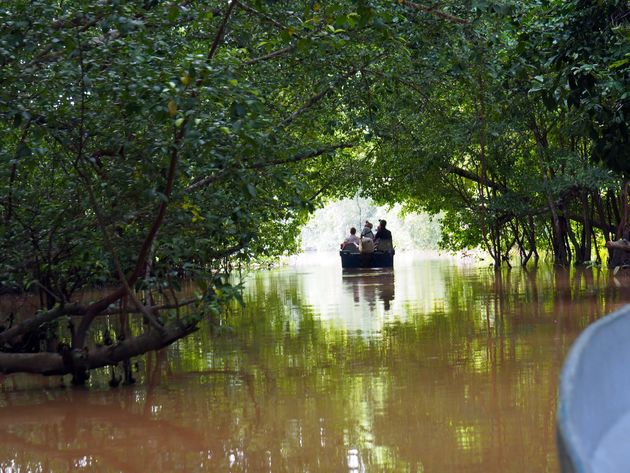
left=374, top=219, right=393, bottom=251
left=341, top=227, right=360, bottom=252
left=360, top=221, right=375, bottom=253
left=360, top=237, right=374, bottom=253
left=361, top=221, right=374, bottom=239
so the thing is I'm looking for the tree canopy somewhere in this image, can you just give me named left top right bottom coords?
left=1, top=0, right=628, bottom=380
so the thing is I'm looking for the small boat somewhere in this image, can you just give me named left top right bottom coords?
left=557, top=304, right=630, bottom=473
left=339, top=250, right=395, bottom=269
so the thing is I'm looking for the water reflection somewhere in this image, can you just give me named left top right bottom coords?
left=342, top=269, right=394, bottom=310
left=347, top=448, right=363, bottom=472
left=1, top=255, right=629, bottom=472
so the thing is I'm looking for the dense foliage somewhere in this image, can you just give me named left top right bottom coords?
left=354, top=0, right=629, bottom=268
left=0, top=0, right=628, bottom=379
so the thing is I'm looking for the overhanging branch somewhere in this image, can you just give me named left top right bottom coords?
left=236, top=0, right=301, bottom=38
left=447, top=165, right=509, bottom=193
left=245, top=45, right=295, bottom=65
left=185, top=142, right=354, bottom=193
left=280, top=66, right=359, bottom=128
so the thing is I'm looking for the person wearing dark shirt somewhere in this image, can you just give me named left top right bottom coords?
left=374, top=219, right=393, bottom=251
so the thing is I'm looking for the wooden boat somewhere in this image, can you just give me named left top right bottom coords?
left=339, top=250, right=395, bottom=269
left=557, top=304, right=630, bottom=473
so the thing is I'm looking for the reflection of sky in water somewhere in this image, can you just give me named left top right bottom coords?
left=250, top=252, right=459, bottom=334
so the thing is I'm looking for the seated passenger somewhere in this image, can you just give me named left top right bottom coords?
left=360, top=237, right=374, bottom=253
left=374, top=219, right=393, bottom=251
left=341, top=227, right=360, bottom=252
left=361, top=221, right=374, bottom=240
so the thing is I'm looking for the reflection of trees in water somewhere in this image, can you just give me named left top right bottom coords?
left=1, top=265, right=629, bottom=472
left=0, top=392, right=207, bottom=472
left=359, top=267, right=608, bottom=472
left=0, top=368, right=378, bottom=472
left=0, top=351, right=272, bottom=472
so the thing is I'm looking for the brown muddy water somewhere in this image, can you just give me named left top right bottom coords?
left=1, top=254, right=629, bottom=472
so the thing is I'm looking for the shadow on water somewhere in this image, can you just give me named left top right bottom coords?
left=2, top=257, right=630, bottom=472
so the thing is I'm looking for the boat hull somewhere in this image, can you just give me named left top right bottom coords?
left=339, top=250, right=394, bottom=269
left=557, top=304, right=630, bottom=473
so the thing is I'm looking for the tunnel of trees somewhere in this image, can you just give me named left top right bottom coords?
left=0, top=0, right=628, bottom=380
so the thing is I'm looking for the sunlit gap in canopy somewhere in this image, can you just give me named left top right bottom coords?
left=297, top=195, right=443, bottom=255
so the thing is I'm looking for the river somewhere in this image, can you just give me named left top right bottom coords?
left=1, top=253, right=628, bottom=472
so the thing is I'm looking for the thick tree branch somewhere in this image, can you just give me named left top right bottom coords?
left=0, top=321, right=197, bottom=375
left=75, top=125, right=184, bottom=348
left=0, top=352, right=65, bottom=375
left=0, top=303, right=86, bottom=346
left=88, top=321, right=198, bottom=369
left=79, top=167, right=165, bottom=335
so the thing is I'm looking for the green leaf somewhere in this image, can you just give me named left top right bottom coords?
left=296, top=38, right=311, bottom=51
left=610, top=58, right=629, bottom=70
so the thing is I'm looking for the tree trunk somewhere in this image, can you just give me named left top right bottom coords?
left=530, top=118, right=568, bottom=266
left=617, top=180, right=630, bottom=239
